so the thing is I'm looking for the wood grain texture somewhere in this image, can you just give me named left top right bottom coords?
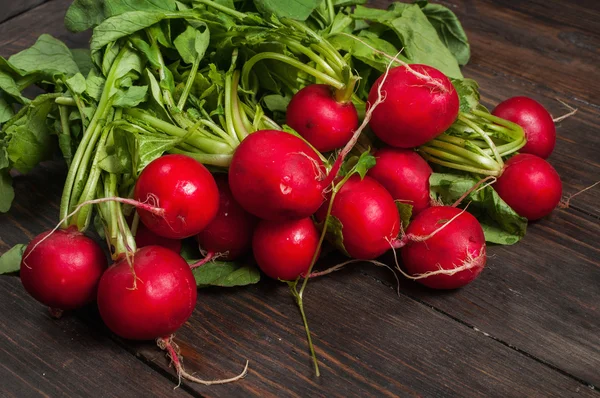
left=0, top=275, right=194, bottom=397
left=0, top=0, right=48, bottom=24
left=1, top=0, right=600, bottom=397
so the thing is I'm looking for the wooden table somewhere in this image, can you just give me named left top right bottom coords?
left=1, top=1, right=599, bottom=396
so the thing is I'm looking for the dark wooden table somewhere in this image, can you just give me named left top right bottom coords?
left=1, top=1, right=599, bottom=397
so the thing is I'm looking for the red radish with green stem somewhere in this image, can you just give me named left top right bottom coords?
left=316, top=175, right=402, bottom=260
left=286, top=83, right=359, bottom=152
left=97, top=245, right=197, bottom=340
left=492, top=96, right=556, bottom=159
left=368, top=147, right=433, bottom=216
left=19, top=228, right=106, bottom=314
left=253, top=218, right=320, bottom=281
left=195, top=174, right=257, bottom=264
left=493, top=153, right=562, bottom=220
left=134, top=154, right=219, bottom=239
left=367, top=64, right=459, bottom=148
left=400, top=206, right=487, bottom=289
left=228, top=129, right=328, bottom=220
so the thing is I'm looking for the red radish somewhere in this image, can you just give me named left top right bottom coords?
left=401, top=206, right=486, bottom=289
left=286, top=84, right=358, bottom=152
left=134, top=154, right=219, bottom=239
left=196, top=175, right=257, bottom=261
left=135, top=221, right=182, bottom=253
left=252, top=218, right=320, bottom=280
left=228, top=130, right=327, bottom=221
left=316, top=175, right=400, bottom=260
left=367, top=64, right=459, bottom=148
left=97, top=245, right=197, bottom=340
left=494, top=154, right=562, bottom=220
left=368, top=147, right=433, bottom=216
left=20, top=228, right=106, bottom=311
left=492, top=96, right=556, bottom=159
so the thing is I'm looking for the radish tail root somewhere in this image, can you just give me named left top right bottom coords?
left=559, top=180, right=599, bottom=209
left=157, top=336, right=249, bottom=388
left=553, top=98, right=578, bottom=123
left=189, top=252, right=217, bottom=269
left=390, top=246, right=486, bottom=280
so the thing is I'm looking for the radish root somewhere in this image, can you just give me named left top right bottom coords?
left=390, top=245, right=486, bottom=280
left=157, top=336, right=249, bottom=388
left=559, top=180, right=600, bottom=209
left=552, top=98, right=578, bottom=123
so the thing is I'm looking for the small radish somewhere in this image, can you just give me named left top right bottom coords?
left=97, top=245, right=197, bottom=340
left=196, top=175, right=257, bottom=262
left=494, top=153, right=562, bottom=220
left=317, top=175, right=400, bottom=260
left=252, top=218, right=320, bottom=281
left=286, top=84, right=358, bottom=152
left=492, top=96, right=556, bottom=159
left=228, top=130, right=327, bottom=221
left=134, top=154, right=219, bottom=240
left=368, top=147, right=433, bottom=216
left=20, top=228, right=106, bottom=311
left=135, top=221, right=182, bottom=254
left=367, top=64, right=459, bottom=148
left=401, top=206, right=486, bottom=289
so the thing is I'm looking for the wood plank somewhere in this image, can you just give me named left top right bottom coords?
left=0, top=0, right=89, bottom=59
left=0, top=276, right=194, bottom=397
left=131, top=267, right=597, bottom=397
left=0, top=0, right=48, bottom=24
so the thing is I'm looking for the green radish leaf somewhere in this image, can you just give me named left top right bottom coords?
left=263, top=94, right=290, bottom=112
left=135, top=132, right=181, bottom=173
left=254, top=0, right=321, bottom=21
left=429, top=173, right=527, bottom=245
left=91, top=11, right=184, bottom=54
left=0, top=71, right=25, bottom=102
left=9, top=34, right=80, bottom=77
left=395, top=201, right=413, bottom=230
left=417, top=1, right=470, bottom=65
left=329, top=31, right=406, bottom=72
left=66, top=73, right=87, bottom=95
left=192, top=261, right=261, bottom=288
left=173, top=24, right=210, bottom=65
left=0, top=95, right=14, bottom=123
left=451, top=78, right=480, bottom=113
left=98, top=128, right=132, bottom=174
left=321, top=214, right=350, bottom=258
left=5, top=94, right=57, bottom=174
left=113, top=85, right=148, bottom=108
left=71, top=49, right=95, bottom=76
left=351, top=151, right=376, bottom=179
left=0, top=169, right=14, bottom=213
left=65, top=0, right=177, bottom=33
left=85, top=73, right=106, bottom=101
left=0, top=244, right=25, bottom=274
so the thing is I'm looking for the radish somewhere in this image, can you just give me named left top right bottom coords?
left=494, top=153, right=562, bottom=220
left=134, top=154, right=219, bottom=240
left=286, top=84, right=358, bottom=152
left=252, top=218, right=320, bottom=281
left=97, top=245, right=197, bottom=340
left=228, top=130, right=327, bottom=221
left=368, top=147, right=433, bottom=216
left=492, top=96, right=556, bottom=159
left=20, top=228, right=106, bottom=312
left=401, top=206, right=486, bottom=289
left=367, top=64, right=459, bottom=148
left=134, top=221, right=182, bottom=254
left=196, top=174, right=257, bottom=262
left=316, top=175, right=401, bottom=260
